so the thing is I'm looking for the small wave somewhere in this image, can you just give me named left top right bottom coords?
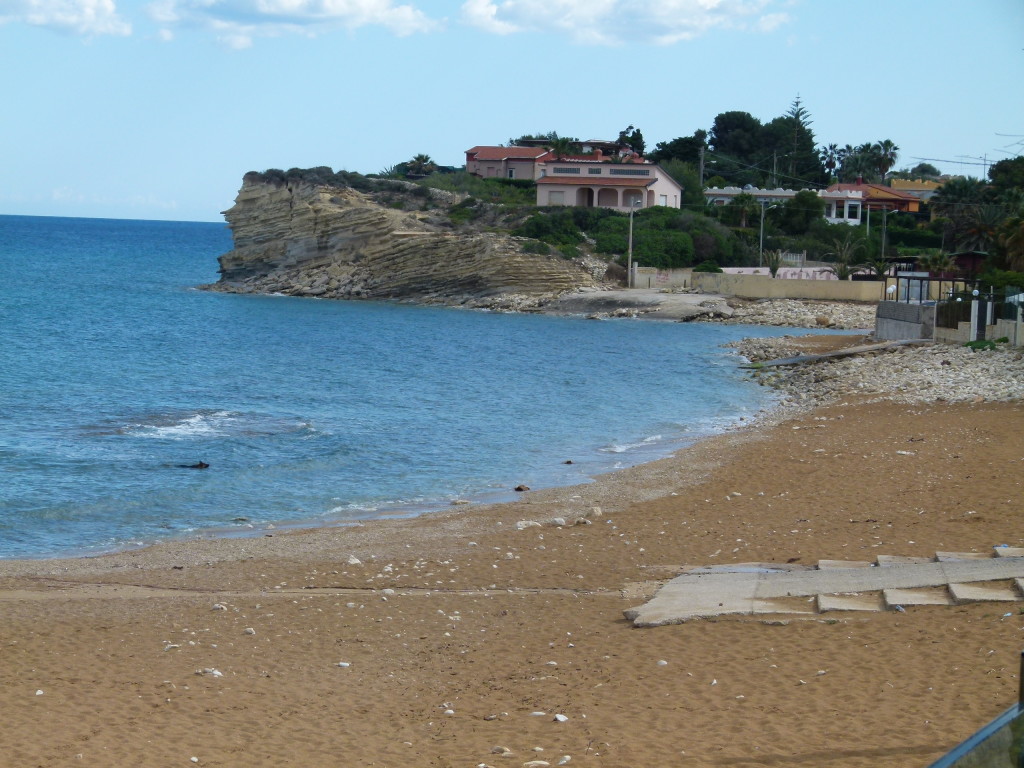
left=87, top=409, right=318, bottom=441
left=600, top=434, right=663, bottom=454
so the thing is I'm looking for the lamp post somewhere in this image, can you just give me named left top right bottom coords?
left=626, top=197, right=642, bottom=288
left=881, top=205, right=896, bottom=260
left=758, top=201, right=778, bottom=267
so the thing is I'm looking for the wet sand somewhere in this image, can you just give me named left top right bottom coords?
left=1, top=339, right=1022, bottom=767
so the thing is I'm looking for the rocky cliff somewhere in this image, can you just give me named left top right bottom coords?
left=206, top=174, right=604, bottom=308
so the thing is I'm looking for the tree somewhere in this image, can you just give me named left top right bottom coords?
left=989, top=156, right=1024, bottom=192
left=708, top=111, right=763, bottom=164
left=820, top=143, right=840, bottom=179
left=958, top=204, right=1005, bottom=253
left=872, top=139, right=899, bottom=180
left=762, top=249, right=784, bottom=278
left=648, top=130, right=707, bottom=165
left=617, top=124, right=646, bottom=155
left=859, top=255, right=893, bottom=280
left=546, top=136, right=578, bottom=160
left=779, top=190, right=825, bottom=235
left=723, top=192, right=760, bottom=228
left=406, top=153, right=437, bottom=177
left=509, top=131, right=579, bottom=146
left=911, top=162, right=941, bottom=179
left=823, top=234, right=864, bottom=280
left=996, top=214, right=1024, bottom=271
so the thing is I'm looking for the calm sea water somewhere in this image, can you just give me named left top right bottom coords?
left=2, top=214, right=807, bottom=559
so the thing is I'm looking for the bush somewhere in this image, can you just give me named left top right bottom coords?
left=557, top=244, right=581, bottom=259
left=521, top=240, right=551, bottom=255
left=513, top=209, right=585, bottom=246
left=693, top=259, right=723, bottom=273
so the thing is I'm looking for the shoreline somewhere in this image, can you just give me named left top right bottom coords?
left=2, top=334, right=1023, bottom=767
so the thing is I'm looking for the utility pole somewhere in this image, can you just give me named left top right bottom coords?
left=698, top=146, right=705, bottom=187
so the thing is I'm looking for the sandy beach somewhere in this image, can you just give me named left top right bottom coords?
left=1, top=332, right=1022, bottom=767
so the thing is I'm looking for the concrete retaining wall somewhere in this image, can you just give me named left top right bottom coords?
left=692, top=272, right=884, bottom=302
left=875, top=301, right=935, bottom=341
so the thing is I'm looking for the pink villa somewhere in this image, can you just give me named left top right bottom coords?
left=465, top=144, right=684, bottom=211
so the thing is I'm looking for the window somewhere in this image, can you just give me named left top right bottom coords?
left=553, top=167, right=581, bottom=174
left=847, top=203, right=860, bottom=220
left=833, top=202, right=844, bottom=218
left=609, top=168, right=651, bottom=176
left=508, top=168, right=515, bottom=179
left=588, top=167, right=603, bottom=175
left=659, top=194, right=668, bottom=206
left=548, top=191, right=564, bottom=204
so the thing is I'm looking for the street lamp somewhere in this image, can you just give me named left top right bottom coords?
left=626, top=197, right=642, bottom=288
left=758, top=201, right=778, bottom=267
left=881, top=205, right=896, bottom=259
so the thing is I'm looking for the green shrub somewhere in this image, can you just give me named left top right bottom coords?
left=693, top=259, right=723, bottom=273
left=521, top=240, right=551, bottom=255
left=557, top=244, right=581, bottom=259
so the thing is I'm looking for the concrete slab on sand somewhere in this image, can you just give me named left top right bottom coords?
left=625, top=557, right=1024, bottom=627
left=818, top=593, right=885, bottom=612
left=883, top=587, right=955, bottom=607
left=949, top=582, right=1022, bottom=604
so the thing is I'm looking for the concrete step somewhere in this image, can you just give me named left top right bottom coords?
left=949, top=581, right=1022, bottom=604
left=818, top=592, right=885, bottom=613
left=877, top=555, right=934, bottom=566
left=883, top=587, right=955, bottom=608
left=937, top=551, right=995, bottom=562
left=818, top=560, right=874, bottom=569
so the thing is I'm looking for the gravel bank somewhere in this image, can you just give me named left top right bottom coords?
left=730, top=336, right=1024, bottom=406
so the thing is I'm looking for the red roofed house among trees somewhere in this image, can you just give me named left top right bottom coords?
left=465, top=146, right=552, bottom=180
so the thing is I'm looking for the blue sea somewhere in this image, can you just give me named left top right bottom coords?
left=2, top=214, right=807, bottom=559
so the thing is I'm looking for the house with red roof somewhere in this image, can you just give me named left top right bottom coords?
left=826, top=177, right=920, bottom=213
left=466, top=144, right=683, bottom=211
left=465, top=146, right=552, bottom=180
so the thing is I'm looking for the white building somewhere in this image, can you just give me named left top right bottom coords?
left=704, top=185, right=864, bottom=225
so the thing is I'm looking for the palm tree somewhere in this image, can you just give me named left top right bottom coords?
left=819, top=143, right=840, bottom=180
left=958, top=204, right=1004, bottom=253
left=725, top=192, right=760, bottom=228
left=930, top=176, right=986, bottom=217
left=996, top=215, right=1024, bottom=271
left=406, top=153, right=437, bottom=177
left=917, top=252, right=958, bottom=276
left=545, top=136, right=577, bottom=160
left=859, top=255, right=893, bottom=280
left=823, top=234, right=864, bottom=280
left=763, top=249, right=784, bottom=278
left=872, top=139, right=899, bottom=180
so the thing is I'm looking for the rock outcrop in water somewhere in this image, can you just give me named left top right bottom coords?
left=205, top=172, right=603, bottom=308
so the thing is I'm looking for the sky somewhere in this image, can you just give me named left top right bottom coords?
left=1, top=0, right=1022, bottom=222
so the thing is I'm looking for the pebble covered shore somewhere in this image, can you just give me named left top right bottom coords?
left=731, top=334, right=1024, bottom=406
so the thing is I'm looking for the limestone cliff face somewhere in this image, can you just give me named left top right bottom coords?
left=209, top=176, right=601, bottom=306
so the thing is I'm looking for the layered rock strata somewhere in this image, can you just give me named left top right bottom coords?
left=205, top=176, right=601, bottom=307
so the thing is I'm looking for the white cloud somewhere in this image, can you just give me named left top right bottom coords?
left=0, top=0, right=131, bottom=35
left=460, top=0, right=517, bottom=35
left=459, top=0, right=789, bottom=46
left=146, top=0, right=439, bottom=46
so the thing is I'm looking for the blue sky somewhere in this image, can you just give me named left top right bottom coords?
left=1, top=0, right=1021, bottom=222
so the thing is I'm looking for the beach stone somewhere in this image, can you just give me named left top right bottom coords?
left=514, top=484, right=530, bottom=492
left=346, top=555, right=362, bottom=565
left=516, top=521, right=542, bottom=530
